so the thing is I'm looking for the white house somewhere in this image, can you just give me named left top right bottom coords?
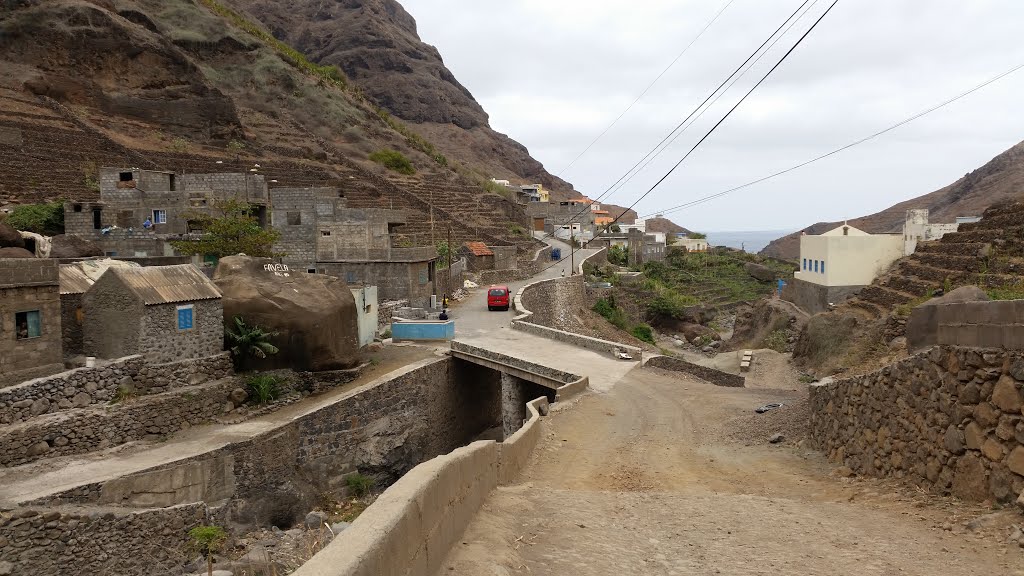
left=902, top=209, right=970, bottom=255
left=794, top=223, right=904, bottom=287
left=673, top=234, right=708, bottom=252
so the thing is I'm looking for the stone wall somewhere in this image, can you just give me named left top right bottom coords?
left=781, top=277, right=863, bottom=315
left=271, top=187, right=318, bottom=269
left=138, top=299, right=224, bottom=364
left=521, top=276, right=583, bottom=329
left=435, top=257, right=466, bottom=300
left=0, top=503, right=206, bottom=575
left=378, top=299, right=408, bottom=327
left=0, top=353, right=232, bottom=426
left=318, top=261, right=435, bottom=308
left=644, top=355, right=746, bottom=388
left=810, top=346, right=1024, bottom=503
left=0, top=377, right=239, bottom=467
left=59, top=293, right=84, bottom=357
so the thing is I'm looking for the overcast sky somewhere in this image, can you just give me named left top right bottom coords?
left=399, top=0, right=1024, bottom=232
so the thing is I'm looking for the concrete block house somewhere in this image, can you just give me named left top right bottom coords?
left=83, top=264, right=223, bottom=364
left=0, top=259, right=63, bottom=387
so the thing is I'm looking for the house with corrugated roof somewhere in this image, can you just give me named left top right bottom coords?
left=82, top=264, right=223, bottom=363
left=59, top=259, right=141, bottom=357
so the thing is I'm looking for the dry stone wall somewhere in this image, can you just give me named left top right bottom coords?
left=0, top=353, right=232, bottom=425
left=810, top=346, right=1024, bottom=503
left=0, top=503, right=205, bottom=575
left=645, top=355, right=745, bottom=388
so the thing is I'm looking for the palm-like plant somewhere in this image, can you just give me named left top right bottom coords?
left=225, top=316, right=279, bottom=370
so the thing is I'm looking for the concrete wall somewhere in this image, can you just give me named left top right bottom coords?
left=391, top=320, right=455, bottom=342
left=795, top=233, right=904, bottom=287
left=350, top=286, right=379, bottom=347
left=435, top=257, right=466, bottom=301
left=930, top=300, right=1024, bottom=350
left=644, top=355, right=745, bottom=387
left=810, top=345, right=1024, bottom=503
left=319, top=261, right=435, bottom=308
left=781, top=277, right=864, bottom=315
left=0, top=259, right=63, bottom=387
left=271, top=187, right=318, bottom=269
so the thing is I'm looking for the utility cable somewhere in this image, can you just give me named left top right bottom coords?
left=533, top=0, right=840, bottom=276
left=645, top=60, right=1024, bottom=219
left=557, top=0, right=737, bottom=176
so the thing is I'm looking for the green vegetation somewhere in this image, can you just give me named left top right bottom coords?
left=375, top=108, right=449, bottom=167
left=762, top=329, right=788, bottom=353
left=170, top=198, right=282, bottom=258
left=483, top=179, right=512, bottom=198
left=895, top=294, right=933, bottom=317
left=170, top=137, right=189, bottom=152
left=610, top=224, right=621, bottom=233
left=345, top=473, right=376, bottom=498
left=607, top=245, right=628, bottom=266
left=111, top=384, right=137, bottom=405
left=245, top=374, right=283, bottom=405
left=435, top=240, right=452, bottom=269
left=688, top=232, right=707, bottom=239
left=986, top=282, right=1024, bottom=301
left=508, top=223, right=526, bottom=236
left=225, top=316, right=280, bottom=371
left=196, top=0, right=347, bottom=88
left=631, top=324, right=656, bottom=344
left=5, top=200, right=65, bottom=236
left=369, top=149, right=416, bottom=175
left=226, top=139, right=246, bottom=153
left=188, top=524, right=228, bottom=576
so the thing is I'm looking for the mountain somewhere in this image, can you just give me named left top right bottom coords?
left=644, top=217, right=692, bottom=236
left=760, top=141, right=1024, bottom=261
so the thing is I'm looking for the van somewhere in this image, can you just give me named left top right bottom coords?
left=487, top=285, right=510, bottom=311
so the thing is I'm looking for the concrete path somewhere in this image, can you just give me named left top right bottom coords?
left=437, top=367, right=1024, bottom=576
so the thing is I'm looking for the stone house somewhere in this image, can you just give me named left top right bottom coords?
left=58, top=264, right=90, bottom=358
left=271, top=188, right=438, bottom=308
left=461, top=242, right=494, bottom=271
left=0, top=259, right=63, bottom=387
left=83, top=264, right=223, bottom=364
left=64, top=167, right=269, bottom=260
left=525, top=199, right=596, bottom=240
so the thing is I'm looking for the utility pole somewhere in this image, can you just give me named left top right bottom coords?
left=447, top=223, right=452, bottom=301
left=570, top=229, right=574, bottom=276
left=430, top=188, right=435, bottom=244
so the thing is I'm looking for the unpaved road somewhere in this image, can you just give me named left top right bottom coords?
left=438, top=367, right=1024, bottom=575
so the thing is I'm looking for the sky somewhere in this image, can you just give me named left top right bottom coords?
left=398, top=0, right=1024, bottom=232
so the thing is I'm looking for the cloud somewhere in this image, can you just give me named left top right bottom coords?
left=401, top=0, right=1024, bottom=230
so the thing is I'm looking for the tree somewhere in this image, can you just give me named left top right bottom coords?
left=188, top=525, right=228, bottom=576
left=688, top=232, right=707, bottom=239
left=225, top=316, right=279, bottom=371
left=5, top=200, right=65, bottom=236
left=610, top=224, right=621, bottom=233
left=607, top=245, right=628, bottom=266
left=170, top=198, right=281, bottom=259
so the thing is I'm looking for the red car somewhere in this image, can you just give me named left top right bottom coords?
left=487, top=285, right=510, bottom=311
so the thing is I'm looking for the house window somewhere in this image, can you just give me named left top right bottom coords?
left=177, top=305, right=194, bottom=331
left=345, top=272, right=357, bottom=283
left=15, top=310, right=42, bottom=340
left=287, top=212, right=302, bottom=225
left=119, top=171, right=133, bottom=182
left=73, top=204, right=82, bottom=213
left=802, top=259, right=806, bottom=270
left=321, top=230, right=331, bottom=237
left=307, top=268, right=317, bottom=274
left=153, top=209, right=167, bottom=224
left=93, top=208, right=103, bottom=230
left=813, top=260, right=818, bottom=273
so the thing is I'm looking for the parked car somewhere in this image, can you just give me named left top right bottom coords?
left=487, top=285, right=510, bottom=311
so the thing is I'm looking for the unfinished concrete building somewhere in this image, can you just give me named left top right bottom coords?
left=271, top=188, right=438, bottom=308
left=64, top=167, right=269, bottom=259
left=525, top=200, right=596, bottom=240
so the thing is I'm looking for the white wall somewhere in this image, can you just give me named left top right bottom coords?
left=350, top=286, right=378, bottom=347
left=674, top=238, right=707, bottom=252
left=796, top=234, right=904, bottom=287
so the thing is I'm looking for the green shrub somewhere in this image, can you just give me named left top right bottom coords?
left=225, top=316, right=280, bottom=370
left=646, top=289, right=699, bottom=320
left=226, top=139, right=246, bottom=152
left=508, top=223, right=526, bottom=236
left=246, top=374, right=282, bottom=405
left=381, top=328, right=392, bottom=340
left=369, top=149, right=416, bottom=175
left=762, top=329, right=788, bottom=352
left=188, top=524, right=228, bottom=576
left=607, top=245, right=628, bottom=266
left=631, top=324, right=656, bottom=344
left=346, top=473, right=375, bottom=498
left=6, top=200, right=65, bottom=236
left=986, top=282, right=1024, bottom=301
left=592, top=297, right=628, bottom=329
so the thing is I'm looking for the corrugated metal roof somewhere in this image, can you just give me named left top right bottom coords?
left=463, top=242, right=494, bottom=257
left=59, top=265, right=93, bottom=295
left=110, top=264, right=221, bottom=305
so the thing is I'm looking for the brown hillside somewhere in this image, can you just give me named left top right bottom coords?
left=761, top=141, right=1024, bottom=261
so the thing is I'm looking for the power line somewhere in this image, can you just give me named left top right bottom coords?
left=539, top=0, right=817, bottom=249
left=556, top=0, right=737, bottom=176
left=536, top=0, right=840, bottom=276
left=645, top=60, right=1024, bottom=219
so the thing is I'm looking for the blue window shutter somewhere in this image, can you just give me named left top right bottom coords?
left=178, top=307, right=193, bottom=330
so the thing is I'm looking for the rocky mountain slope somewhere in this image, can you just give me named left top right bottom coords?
left=761, top=140, right=1024, bottom=261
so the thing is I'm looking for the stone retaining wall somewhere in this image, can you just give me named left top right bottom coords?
left=0, top=503, right=206, bottom=575
left=0, top=378, right=239, bottom=467
left=810, top=346, right=1024, bottom=503
left=644, top=355, right=746, bottom=388
left=0, top=353, right=233, bottom=425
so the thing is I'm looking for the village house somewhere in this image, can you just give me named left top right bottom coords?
left=82, top=264, right=223, bottom=364
left=592, top=228, right=667, bottom=266
left=672, top=234, right=709, bottom=252
left=64, top=167, right=269, bottom=261
left=459, top=242, right=517, bottom=272
left=0, top=259, right=63, bottom=387
left=525, top=199, right=596, bottom=241
left=58, top=259, right=142, bottom=357
left=270, top=187, right=438, bottom=308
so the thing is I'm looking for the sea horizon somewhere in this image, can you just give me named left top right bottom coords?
left=705, top=229, right=797, bottom=254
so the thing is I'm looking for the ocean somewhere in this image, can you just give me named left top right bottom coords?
left=705, top=230, right=795, bottom=254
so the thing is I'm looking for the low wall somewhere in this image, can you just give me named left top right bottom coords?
left=512, top=320, right=641, bottom=359
left=291, top=394, right=549, bottom=576
left=909, top=299, right=1024, bottom=351
left=378, top=299, right=408, bottom=328
left=810, top=345, right=1024, bottom=503
left=391, top=320, right=455, bottom=342
left=0, top=353, right=233, bottom=425
left=435, top=257, right=467, bottom=299
left=781, top=277, right=863, bottom=316
left=644, top=355, right=745, bottom=387
left=0, top=503, right=206, bottom=575
left=521, top=275, right=584, bottom=328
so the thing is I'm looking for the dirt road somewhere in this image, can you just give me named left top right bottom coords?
left=438, top=367, right=1024, bottom=575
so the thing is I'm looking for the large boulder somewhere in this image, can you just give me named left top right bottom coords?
left=907, top=286, right=990, bottom=351
left=744, top=262, right=778, bottom=283
left=214, top=256, right=360, bottom=371
left=0, top=247, right=35, bottom=258
left=49, top=234, right=103, bottom=258
left=0, top=221, right=25, bottom=249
